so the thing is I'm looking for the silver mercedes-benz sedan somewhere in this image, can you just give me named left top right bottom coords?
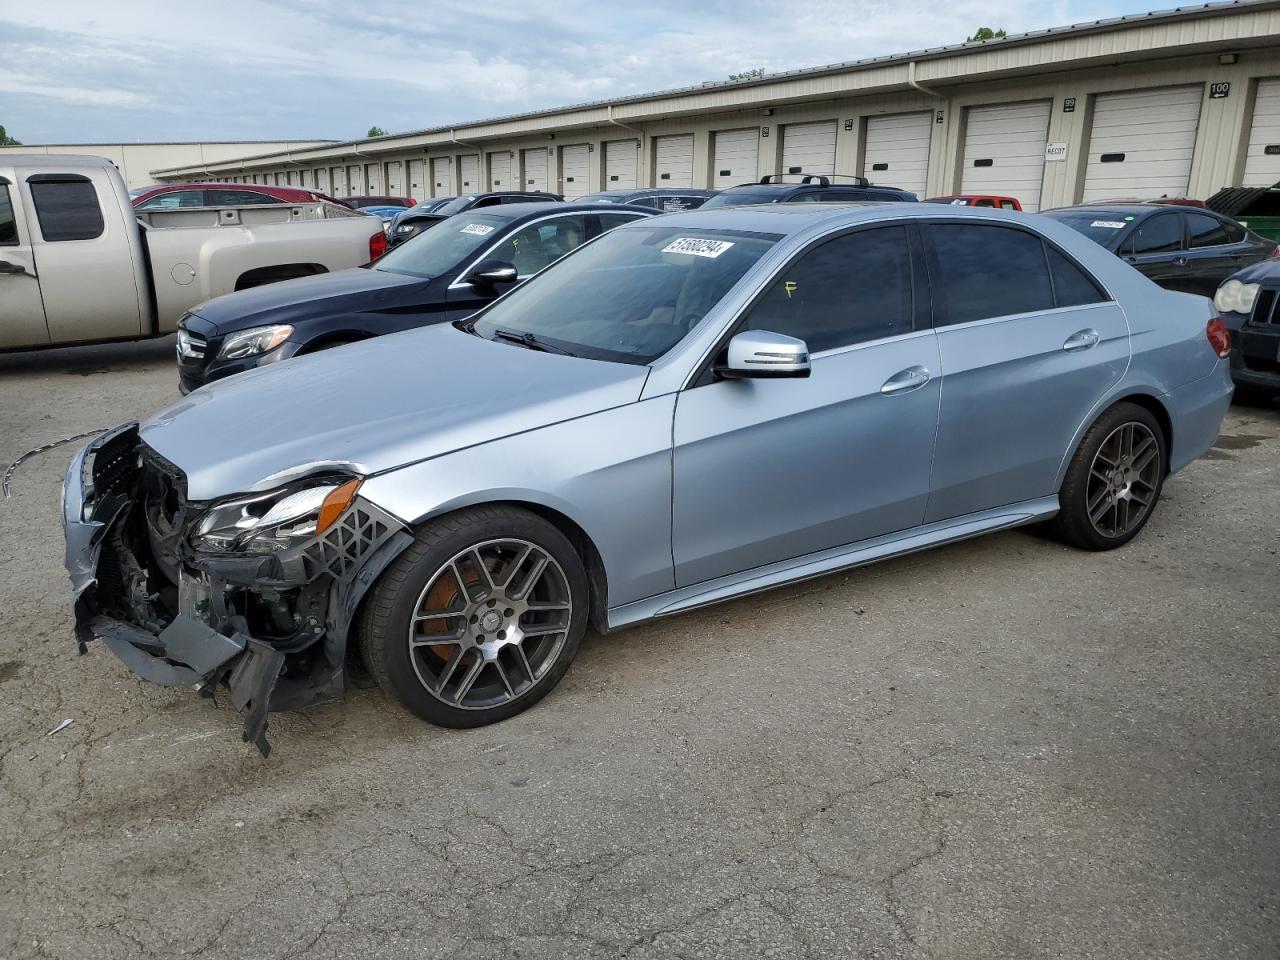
left=63, top=203, right=1233, bottom=752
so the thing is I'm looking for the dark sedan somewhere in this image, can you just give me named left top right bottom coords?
left=175, top=202, right=653, bottom=392
left=389, top=191, right=563, bottom=246
left=1212, top=259, right=1280, bottom=398
left=1043, top=203, right=1275, bottom=297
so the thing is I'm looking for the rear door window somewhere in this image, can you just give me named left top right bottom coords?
left=0, top=184, right=17, bottom=245
left=926, top=223, right=1054, bottom=325
left=1123, top=214, right=1183, bottom=255
left=741, top=225, right=914, bottom=351
left=29, top=178, right=104, bottom=241
left=1185, top=212, right=1231, bottom=248
left=1046, top=246, right=1109, bottom=307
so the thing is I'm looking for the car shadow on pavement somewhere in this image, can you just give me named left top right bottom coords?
left=0, top=336, right=177, bottom=379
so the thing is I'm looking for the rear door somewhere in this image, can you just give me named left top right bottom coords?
left=24, top=170, right=145, bottom=344
left=1119, top=212, right=1190, bottom=292
left=1182, top=210, right=1243, bottom=297
left=0, top=169, right=49, bottom=347
left=922, top=221, right=1128, bottom=521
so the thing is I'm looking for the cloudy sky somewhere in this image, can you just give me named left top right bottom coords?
left=1, top=0, right=1168, bottom=144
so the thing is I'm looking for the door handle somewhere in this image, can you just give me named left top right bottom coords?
left=1063, top=329, right=1100, bottom=352
left=1173, top=256, right=1188, bottom=266
left=0, top=260, right=27, bottom=275
left=880, top=365, right=931, bottom=395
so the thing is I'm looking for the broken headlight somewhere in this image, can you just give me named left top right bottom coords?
left=191, top=477, right=361, bottom=554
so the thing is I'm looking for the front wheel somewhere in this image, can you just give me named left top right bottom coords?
left=358, top=506, right=588, bottom=727
left=1051, top=402, right=1167, bottom=551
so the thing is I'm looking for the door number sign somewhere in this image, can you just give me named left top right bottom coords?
left=1210, top=82, right=1231, bottom=99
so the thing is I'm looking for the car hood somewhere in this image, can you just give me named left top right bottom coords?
left=140, top=323, right=650, bottom=501
left=189, top=267, right=430, bottom=334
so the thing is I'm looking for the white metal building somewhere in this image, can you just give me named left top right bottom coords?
left=143, top=1, right=1280, bottom=209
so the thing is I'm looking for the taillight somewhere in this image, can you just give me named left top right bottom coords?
left=369, top=231, right=387, bottom=261
left=1206, top=316, right=1231, bottom=358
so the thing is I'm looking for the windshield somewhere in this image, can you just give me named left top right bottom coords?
left=375, top=214, right=507, bottom=277
left=700, top=188, right=782, bottom=208
left=470, top=224, right=780, bottom=364
left=1041, top=210, right=1137, bottom=249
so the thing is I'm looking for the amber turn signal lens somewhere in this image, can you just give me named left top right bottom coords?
left=316, top=478, right=362, bottom=534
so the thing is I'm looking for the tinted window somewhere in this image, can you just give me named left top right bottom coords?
left=1000, top=200, right=1017, bottom=210
left=928, top=224, right=1053, bottom=325
left=0, top=185, right=16, bottom=245
left=596, top=213, right=645, bottom=232
left=742, top=226, right=913, bottom=352
left=30, top=180, right=104, bottom=241
left=488, top=216, right=587, bottom=276
left=136, top=189, right=206, bottom=209
left=974, top=199, right=995, bottom=207
left=207, top=189, right=283, bottom=206
left=1186, top=212, right=1230, bottom=248
left=1223, top=220, right=1245, bottom=243
left=701, top=188, right=782, bottom=208
left=791, top=192, right=822, bottom=203
left=500, top=194, right=541, bottom=204
left=374, top=214, right=509, bottom=278
left=1047, top=246, right=1108, bottom=307
left=1125, top=214, right=1182, bottom=255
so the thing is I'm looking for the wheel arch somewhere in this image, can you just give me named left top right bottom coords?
left=1056, top=388, right=1175, bottom=490
left=297, top=330, right=372, bottom=353
left=234, top=262, right=328, bottom=291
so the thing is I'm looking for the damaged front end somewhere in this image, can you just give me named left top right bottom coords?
left=62, top=423, right=412, bottom=755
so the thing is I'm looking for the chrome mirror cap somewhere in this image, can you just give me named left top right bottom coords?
left=717, top=330, right=811, bottom=379
left=463, top=259, right=519, bottom=286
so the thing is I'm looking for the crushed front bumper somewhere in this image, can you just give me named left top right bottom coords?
left=62, top=424, right=412, bottom=755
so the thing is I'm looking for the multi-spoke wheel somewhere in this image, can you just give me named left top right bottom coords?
left=359, top=506, right=588, bottom=727
left=1052, top=402, right=1167, bottom=551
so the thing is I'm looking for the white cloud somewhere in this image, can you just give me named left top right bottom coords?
left=0, top=0, right=1161, bottom=142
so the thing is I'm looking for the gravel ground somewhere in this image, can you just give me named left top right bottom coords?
left=1, top=338, right=1277, bottom=960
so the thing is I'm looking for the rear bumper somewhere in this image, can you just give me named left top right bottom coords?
left=1167, top=360, right=1234, bottom=474
left=62, top=425, right=412, bottom=754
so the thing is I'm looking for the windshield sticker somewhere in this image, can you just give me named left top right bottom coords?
left=460, top=223, right=495, bottom=236
left=1090, top=220, right=1127, bottom=229
left=662, top=237, right=735, bottom=258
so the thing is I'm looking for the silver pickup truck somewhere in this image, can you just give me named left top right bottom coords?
left=0, top=154, right=387, bottom=350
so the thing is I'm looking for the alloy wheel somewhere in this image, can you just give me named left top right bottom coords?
left=1086, top=422, right=1161, bottom=538
left=407, top=539, right=573, bottom=709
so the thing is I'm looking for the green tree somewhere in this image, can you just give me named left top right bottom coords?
left=729, top=68, right=764, bottom=81
left=367, top=125, right=387, bottom=137
left=0, top=124, right=21, bottom=146
left=965, top=27, right=1007, bottom=42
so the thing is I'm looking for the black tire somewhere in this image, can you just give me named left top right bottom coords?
left=1051, top=402, right=1167, bottom=551
left=1232, top=385, right=1276, bottom=407
left=358, top=505, right=588, bottom=728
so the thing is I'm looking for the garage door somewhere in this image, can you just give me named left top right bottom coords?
left=329, top=167, right=344, bottom=195
left=653, top=134, right=694, bottom=187
left=431, top=157, right=453, bottom=197
left=782, top=121, right=837, bottom=176
left=346, top=165, right=361, bottom=194
left=712, top=128, right=759, bottom=188
left=316, top=168, right=330, bottom=194
left=561, top=144, right=590, bottom=197
left=460, top=155, right=479, bottom=191
left=488, top=151, right=513, bottom=190
left=1082, top=86, right=1202, bottom=202
left=364, top=163, right=380, bottom=194
left=961, top=100, right=1051, bottom=211
left=863, top=111, right=932, bottom=196
left=605, top=139, right=638, bottom=188
left=1243, top=78, right=1280, bottom=186
left=385, top=160, right=402, bottom=195
left=408, top=160, right=426, bottom=201
left=522, top=148, right=548, bottom=191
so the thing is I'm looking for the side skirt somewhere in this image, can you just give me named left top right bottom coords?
left=605, top=496, right=1060, bottom=631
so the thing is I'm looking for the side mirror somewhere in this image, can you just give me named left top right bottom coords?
left=715, top=330, right=811, bottom=379
left=463, top=259, right=518, bottom=286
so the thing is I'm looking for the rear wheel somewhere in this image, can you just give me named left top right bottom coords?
left=1051, top=402, right=1166, bottom=551
left=359, top=506, right=588, bottom=727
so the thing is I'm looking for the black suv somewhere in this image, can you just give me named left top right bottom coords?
left=701, top=175, right=918, bottom=208
left=390, top=190, right=563, bottom=245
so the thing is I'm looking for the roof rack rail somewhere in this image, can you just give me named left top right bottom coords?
left=757, top=174, right=871, bottom=187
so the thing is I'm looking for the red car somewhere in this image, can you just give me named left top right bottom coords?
left=130, top=182, right=343, bottom=209
left=925, top=194, right=1023, bottom=210
left=344, top=196, right=417, bottom=209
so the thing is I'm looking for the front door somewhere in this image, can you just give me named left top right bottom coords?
left=0, top=169, right=48, bottom=348
left=671, top=224, right=941, bottom=587
left=921, top=221, right=1130, bottom=522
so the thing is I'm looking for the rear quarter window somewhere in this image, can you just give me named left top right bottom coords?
left=29, top=179, right=105, bottom=242
left=0, top=184, right=17, bottom=245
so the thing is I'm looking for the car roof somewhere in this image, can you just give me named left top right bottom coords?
left=1043, top=203, right=1173, bottom=217
left=133, top=181, right=318, bottom=199
left=402, top=200, right=653, bottom=222
left=586, top=188, right=719, bottom=197
left=718, top=180, right=910, bottom=194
